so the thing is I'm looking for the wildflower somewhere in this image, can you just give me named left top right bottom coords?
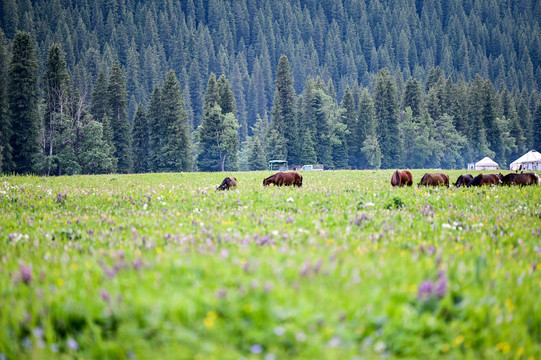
left=100, top=289, right=111, bottom=303
left=496, top=342, right=510, bottom=354
left=19, top=264, right=32, bottom=285
left=67, top=338, right=78, bottom=351
left=435, top=272, right=447, bottom=298
left=250, top=344, right=263, bottom=354
left=215, top=288, right=227, bottom=299
left=328, top=337, right=341, bottom=347
left=274, top=326, right=285, bottom=336
left=286, top=216, right=294, bottom=224
left=417, top=280, right=435, bottom=301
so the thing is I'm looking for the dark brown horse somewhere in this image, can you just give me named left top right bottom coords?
left=216, top=177, right=237, bottom=191
left=391, top=170, right=413, bottom=187
left=501, top=172, right=540, bottom=186
left=418, top=173, right=449, bottom=187
left=467, top=173, right=502, bottom=187
left=454, top=174, right=473, bottom=187
left=263, top=172, right=303, bottom=187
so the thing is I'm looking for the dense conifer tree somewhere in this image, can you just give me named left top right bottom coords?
left=161, top=70, right=193, bottom=172
left=131, top=103, right=149, bottom=173
left=403, top=78, right=424, bottom=117
left=147, top=87, right=163, bottom=172
left=270, top=55, right=298, bottom=163
left=42, top=43, right=71, bottom=175
left=8, top=31, right=40, bottom=174
left=197, top=73, right=239, bottom=171
left=357, top=89, right=378, bottom=169
left=340, top=86, right=358, bottom=168
left=533, top=102, right=541, bottom=152
left=374, top=68, right=401, bottom=168
left=0, top=30, right=11, bottom=173
left=107, top=62, right=132, bottom=173
left=91, top=71, right=108, bottom=123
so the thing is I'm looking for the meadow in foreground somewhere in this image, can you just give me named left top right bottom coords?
left=0, top=170, right=540, bottom=359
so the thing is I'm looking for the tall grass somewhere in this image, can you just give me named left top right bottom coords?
left=1, top=170, right=540, bottom=359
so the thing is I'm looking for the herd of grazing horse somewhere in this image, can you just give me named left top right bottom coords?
left=216, top=170, right=540, bottom=191
left=391, top=170, right=541, bottom=187
left=216, top=172, right=303, bottom=190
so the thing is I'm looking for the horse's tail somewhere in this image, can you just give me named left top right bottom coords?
left=391, top=170, right=400, bottom=186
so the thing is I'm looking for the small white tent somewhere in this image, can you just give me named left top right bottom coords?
left=509, top=150, right=541, bottom=171
left=475, top=157, right=499, bottom=170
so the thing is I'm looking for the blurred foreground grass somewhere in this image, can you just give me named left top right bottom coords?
left=0, top=170, right=540, bottom=359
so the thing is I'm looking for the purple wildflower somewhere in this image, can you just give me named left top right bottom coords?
left=215, top=288, right=227, bottom=299
left=100, top=289, right=111, bottom=303
left=417, top=280, right=435, bottom=301
left=435, top=273, right=447, bottom=298
left=286, top=216, right=294, bottom=224
left=354, top=213, right=368, bottom=225
left=19, top=264, right=32, bottom=285
left=133, top=258, right=143, bottom=270
left=250, top=344, right=263, bottom=354
left=66, top=338, right=78, bottom=351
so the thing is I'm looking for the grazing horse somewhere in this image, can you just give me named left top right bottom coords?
left=501, top=172, right=540, bottom=186
left=216, top=177, right=237, bottom=191
left=391, top=170, right=413, bottom=187
left=454, top=174, right=473, bottom=187
left=263, top=172, right=303, bottom=187
left=418, top=173, right=449, bottom=187
left=467, top=173, right=502, bottom=187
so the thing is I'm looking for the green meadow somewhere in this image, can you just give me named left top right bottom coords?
left=1, top=170, right=540, bottom=359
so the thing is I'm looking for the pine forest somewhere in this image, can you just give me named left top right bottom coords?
left=1, top=0, right=541, bottom=174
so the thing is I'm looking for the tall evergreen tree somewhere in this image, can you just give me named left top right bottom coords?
left=147, top=86, right=163, bottom=172
left=533, top=102, right=541, bottom=152
left=0, top=30, right=11, bottom=173
left=161, top=70, right=193, bottom=172
left=357, top=89, right=378, bottom=169
left=217, top=74, right=236, bottom=115
left=91, top=71, right=108, bottom=122
left=42, top=43, right=71, bottom=176
left=374, top=68, right=401, bottom=168
left=197, top=74, right=239, bottom=171
left=270, top=55, right=298, bottom=163
left=8, top=31, right=40, bottom=174
left=107, top=62, right=132, bottom=173
left=340, top=86, right=358, bottom=168
left=247, top=135, right=267, bottom=170
left=131, top=103, right=149, bottom=173
left=403, top=78, right=424, bottom=117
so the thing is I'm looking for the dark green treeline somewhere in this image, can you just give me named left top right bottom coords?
left=1, top=0, right=541, bottom=174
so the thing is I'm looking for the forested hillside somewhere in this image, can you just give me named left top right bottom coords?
left=0, top=0, right=540, bottom=174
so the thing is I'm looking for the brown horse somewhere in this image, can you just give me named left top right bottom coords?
left=418, top=173, right=449, bottom=187
left=391, top=170, right=413, bottom=187
left=454, top=174, right=473, bottom=187
left=216, top=177, right=237, bottom=191
left=263, top=172, right=303, bottom=187
left=501, top=172, right=540, bottom=186
left=467, top=173, right=502, bottom=187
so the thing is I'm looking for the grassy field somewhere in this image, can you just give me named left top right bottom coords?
left=1, top=170, right=540, bottom=359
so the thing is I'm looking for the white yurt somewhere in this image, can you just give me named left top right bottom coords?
left=509, top=150, right=541, bottom=171
left=474, top=157, right=499, bottom=170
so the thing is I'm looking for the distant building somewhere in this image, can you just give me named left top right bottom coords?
left=474, top=157, right=499, bottom=170
left=509, top=150, right=541, bottom=171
